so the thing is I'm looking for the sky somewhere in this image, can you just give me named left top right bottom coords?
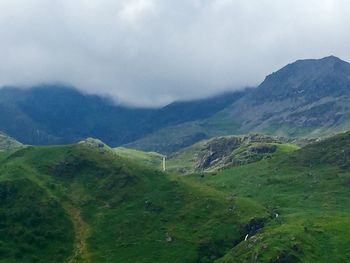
left=0, top=0, right=349, bottom=106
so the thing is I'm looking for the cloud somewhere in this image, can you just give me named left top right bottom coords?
left=119, top=0, right=156, bottom=25
left=0, top=0, right=349, bottom=106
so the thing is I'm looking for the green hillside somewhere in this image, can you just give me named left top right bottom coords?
left=182, top=132, right=350, bottom=262
left=0, top=143, right=266, bottom=262
left=78, top=138, right=165, bottom=170
left=0, top=179, right=73, bottom=263
left=0, top=131, right=349, bottom=262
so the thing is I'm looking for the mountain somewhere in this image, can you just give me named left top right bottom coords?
left=215, top=56, right=350, bottom=136
left=0, top=85, right=244, bottom=147
left=129, top=56, right=350, bottom=153
left=1, top=56, right=350, bottom=154
left=0, top=86, right=150, bottom=145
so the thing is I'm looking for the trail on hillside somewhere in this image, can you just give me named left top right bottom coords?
left=63, top=203, right=91, bottom=263
left=22, top=167, right=91, bottom=262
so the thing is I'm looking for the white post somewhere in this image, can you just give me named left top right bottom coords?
left=162, top=156, right=166, bottom=171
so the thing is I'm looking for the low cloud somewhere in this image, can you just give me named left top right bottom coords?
left=0, top=0, right=349, bottom=106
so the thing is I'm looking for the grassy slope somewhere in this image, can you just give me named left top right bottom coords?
left=0, top=151, right=74, bottom=263
left=79, top=138, right=165, bottom=170
left=167, top=140, right=208, bottom=173
left=0, top=144, right=267, bottom=263
left=180, top=133, right=350, bottom=262
left=114, top=147, right=164, bottom=170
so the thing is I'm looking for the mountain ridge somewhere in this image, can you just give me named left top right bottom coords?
left=1, top=56, right=350, bottom=154
left=0, top=85, right=244, bottom=147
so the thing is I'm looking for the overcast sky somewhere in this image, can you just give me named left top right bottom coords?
left=0, top=0, right=349, bottom=106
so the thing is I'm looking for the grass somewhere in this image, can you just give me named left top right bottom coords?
left=167, top=140, right=208, bottom=173
left=0, top=144, right=267, bottom=262
left=0, top=178, right=74, bottom=263
left=114, top=147, right=164, bottom=170
left=0, top=131, right=349, bottom=262
left=180, top=135, right=350, bottom=262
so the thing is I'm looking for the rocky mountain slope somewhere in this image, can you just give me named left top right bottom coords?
left=129, top=56, right=350, bottom=153
left=215, top=56, right=350, bottom=136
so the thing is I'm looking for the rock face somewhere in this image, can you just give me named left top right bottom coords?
left=195, top=134, right=283, bottom=170
left=195, top=136, right=242, bottom=169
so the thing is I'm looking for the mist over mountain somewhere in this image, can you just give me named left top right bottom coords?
left=0, top=85, right=244, bottom=146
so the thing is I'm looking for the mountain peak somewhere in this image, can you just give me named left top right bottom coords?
left=284, top=55, right=350, bottom=73
left=256, top=56, right=350, bottom=100
left=320, top=55, right=345, bottom=62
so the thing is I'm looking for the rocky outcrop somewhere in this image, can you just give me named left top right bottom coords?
left=195, top=134, right=283, bottom=171
left=0, top=132, right=24, bottom=151
left=78, top=138, right=112, bottom=152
